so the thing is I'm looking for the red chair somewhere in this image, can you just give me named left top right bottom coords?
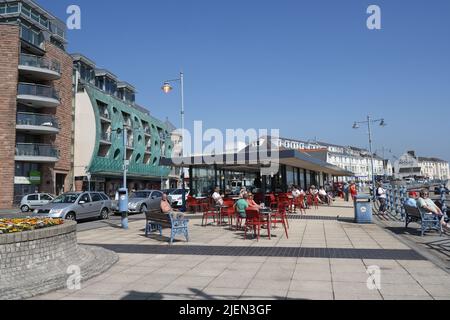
left=201, top=205, right=217, bottom=227
left=221, top=200, right=235, bottom=226
left=271, top=204, right=289, bottom=239
left=293, top=195, right=307, bottom=215
left=267, top=194, right=278, bottom=211
left=187, top=196, right=200, bottom=213
left=244, top=208, right=270, bottom=241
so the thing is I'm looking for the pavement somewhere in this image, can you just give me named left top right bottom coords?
left=31, top=199, right=450, bottom=300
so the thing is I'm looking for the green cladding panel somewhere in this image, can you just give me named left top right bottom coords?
left=84, top=84, right=173, bottom=179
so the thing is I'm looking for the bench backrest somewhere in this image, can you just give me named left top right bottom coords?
left=404, top=205, right=421, bottom=219
left=146, top=209, right=172, bottom=227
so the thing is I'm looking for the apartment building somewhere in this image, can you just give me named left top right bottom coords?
left=0, top=0, right=73, bottom=208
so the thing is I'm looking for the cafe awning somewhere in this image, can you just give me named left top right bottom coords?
left=160, top=148, right=353, bottom=177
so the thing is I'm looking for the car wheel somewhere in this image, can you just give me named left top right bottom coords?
left=100, top=208, right=109, bottom=220
left=21, top=205, right=30, bottom=213
left=65, top=212, right=76, bottom=221
left=140, top=204, right=147, bottom=214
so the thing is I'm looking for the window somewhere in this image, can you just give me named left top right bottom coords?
left=113, top=149, right=121, bottom=160
left=40, top=194, right=53, bottom=201
left=7, top=3, right=19, bottom=13
left=152, top=191, right=163, bottom=199
left=79, top=193, right=91, bottom=203
left=28, top=195, right=38, bottom=201
left=91, top=193, right=103, bottom=202
left=100, top=193, right=109, bottom=201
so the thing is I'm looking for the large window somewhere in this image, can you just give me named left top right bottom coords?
left=15, top=163, right=39, bottom=177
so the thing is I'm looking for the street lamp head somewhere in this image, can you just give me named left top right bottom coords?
left=352, top=122, right=360, bottom=129
left=162, top=82, right=173, bottom=94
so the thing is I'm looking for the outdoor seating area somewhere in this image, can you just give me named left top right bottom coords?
left=185, top=189, right=337, bottom=242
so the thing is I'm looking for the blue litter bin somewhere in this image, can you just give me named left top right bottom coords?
left=354, top=195, right=372, bottom=224
left=118, top=188, right=129, bottom=229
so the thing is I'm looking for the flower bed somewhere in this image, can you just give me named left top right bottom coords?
left=0, top=218, right=64, bottom=234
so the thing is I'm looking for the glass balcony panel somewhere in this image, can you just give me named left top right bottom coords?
left=18, top=83, right=59, bottom=100
left=19, top=54, right=61, bottom=73
left=16, top=144, right=59, bottom=158
left=16, top=113, right=59, bottom=128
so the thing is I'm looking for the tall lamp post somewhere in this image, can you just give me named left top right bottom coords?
left=162, top=72, right=186, bottom=212
left=112, top=125, right=129, bottom=229
left=353, top=116, right=387, bottom=200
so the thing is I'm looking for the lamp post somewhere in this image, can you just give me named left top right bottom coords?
left=162, top=72, right=186, bottom=212
left=353, top=116, right=387, bottom=200
left=112, top=125, right=129, bottom=229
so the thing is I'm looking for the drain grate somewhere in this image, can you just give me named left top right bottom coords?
left=88, top=243, right=426, bottom=261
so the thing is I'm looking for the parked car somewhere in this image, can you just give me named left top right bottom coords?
left=168, top=189, right=190, bottom=207
left=32, top=192, right=111, bottom=221
left=127, top=190, right=164, bottom=214
left=20, top=193, right=55, bottom=212
left=162, top=188, right=177, bottom=196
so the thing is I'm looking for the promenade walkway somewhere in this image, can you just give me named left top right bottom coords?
left=33, top=200, right=450, bottom=300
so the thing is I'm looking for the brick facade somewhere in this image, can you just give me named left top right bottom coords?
left=40, top=42, right=74, bottom=194
left=0, top=25, right=20, bottom=209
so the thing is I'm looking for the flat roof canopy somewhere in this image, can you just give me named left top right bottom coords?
left=161, top=149, right=353, bottom=177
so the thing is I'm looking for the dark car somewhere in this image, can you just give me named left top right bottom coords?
left=434, top=187, right=450, bottom=195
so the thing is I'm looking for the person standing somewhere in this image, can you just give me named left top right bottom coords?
left=350, top=182, right=358, bottom=201
left=377, top=183, right=387, bottom=215
left=344, top=182, right=350, bottom=202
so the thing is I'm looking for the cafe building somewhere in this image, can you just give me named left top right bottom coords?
left=161, top=144, right=353, bottom=200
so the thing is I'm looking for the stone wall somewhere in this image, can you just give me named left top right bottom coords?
left=0, top=221, right=78, bottom=276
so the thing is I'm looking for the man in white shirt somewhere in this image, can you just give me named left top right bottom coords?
left=377, top=183, right=387, bottom=215
left=212, top=187, right=224, bottom=206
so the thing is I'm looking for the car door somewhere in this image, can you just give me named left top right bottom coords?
left=90, top=193, right=105, bottom=217
left=27, top=194, right=40, bottom=209
left=77, top=193, right=93, bottom=219
left=149, top=191, right=163, bottom=211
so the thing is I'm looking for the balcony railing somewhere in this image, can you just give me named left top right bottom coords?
left=100, top=132, right=112, bottom=142
left=18, top=83, right=59, bottom=100
left=19, top=53, right=61, bottom=74
left=16, top=112, right=59, bottom=128
left=15, top=144, right=59, bottom=158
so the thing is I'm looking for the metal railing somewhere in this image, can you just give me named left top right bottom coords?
left=15, top=143, right=59, bottom=158
left=16, top=112, right=59, bottom=128
left=18, top=83, right=60, bottom=100
left=19, top=53, right=61, bottom=74
left=100, top=132, right=112, bottom=142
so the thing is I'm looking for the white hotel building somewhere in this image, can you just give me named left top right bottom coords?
left=254, top=137, right=388, bottom=182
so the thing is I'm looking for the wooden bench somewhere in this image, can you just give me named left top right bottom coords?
left=404, top=205, right=442, bottom=237
left=145, top=208, right=189, bottom=244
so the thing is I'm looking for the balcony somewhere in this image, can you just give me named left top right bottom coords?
left=16, top=113, right=59, bottom=135
left=17, top=83, right=60, bottom=108
left=19, top=54, right=61, bottom=81
left=100, top=132, right=112, bottom=145
left=15, top=144, right=59, bottom=163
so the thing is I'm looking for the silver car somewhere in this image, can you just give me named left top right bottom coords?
left=32, top=192, right=111, bottom=221
left=20, top=193, right=55, bottom=212
left=127, top=190, right=163, bottom=214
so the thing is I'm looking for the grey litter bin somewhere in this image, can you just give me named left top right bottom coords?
left=354, top=195, right=372, bottom=224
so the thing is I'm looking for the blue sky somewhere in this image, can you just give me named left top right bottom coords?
left=39, top=0, right=450, bottom=162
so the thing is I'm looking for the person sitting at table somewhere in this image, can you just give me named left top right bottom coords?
left=319, top=186, right=332, bottom=205
left=234, top=194, right=249, bottom=218
left=247, top=193, right=261, bottom=209
left=161, top=194, right=184, bottom=219
left=212, top=187, right=224, bottom=206
left=239, top=187, right=248, bottom=199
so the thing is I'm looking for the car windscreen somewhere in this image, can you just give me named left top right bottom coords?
left=130, top=192, right=150, bottom=199
left=52, top=194, right=79, bottom=204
